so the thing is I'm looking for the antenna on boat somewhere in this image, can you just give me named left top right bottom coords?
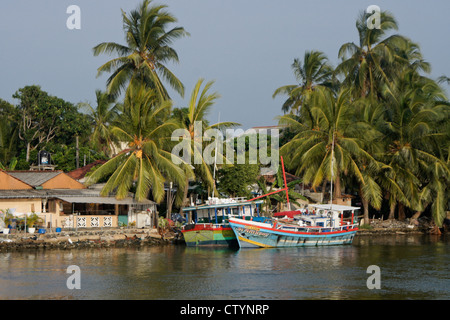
left=330, top=128, right=335, bottom=210
left=281, top=156, right=290, bottom=211
left=212, top=112, right=220, bottom=199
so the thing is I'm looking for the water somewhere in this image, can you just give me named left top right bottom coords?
left=0, top=234, right=448, bottom=300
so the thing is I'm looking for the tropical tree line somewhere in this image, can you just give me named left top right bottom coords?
left=0, top=0, right=239, bottom=213
left=275, top=10, right=449, bottom=227
left=0, top=2, right=447, bottom=228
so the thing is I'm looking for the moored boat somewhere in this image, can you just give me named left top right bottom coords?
left=229, top=204, right=359, bottom=248
left=181, top=197, right=264, bottom=247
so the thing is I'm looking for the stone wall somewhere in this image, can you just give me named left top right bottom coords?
left=0, top=228, right=181, bottom=252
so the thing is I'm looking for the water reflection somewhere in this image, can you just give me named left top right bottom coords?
left=0, top=234, right=448, bottom=300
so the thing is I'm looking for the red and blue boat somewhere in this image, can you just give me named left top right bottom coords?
left=229, top=204, right=359, bottom=248
left=229, top=155, right=359, bottom=248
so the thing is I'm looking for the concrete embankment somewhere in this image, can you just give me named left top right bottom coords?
left=0, top=228, right=182, bottom=252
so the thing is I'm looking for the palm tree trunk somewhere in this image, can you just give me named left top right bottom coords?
left=398, top=202, right=405, bottom=221
left=321, top=180, right=327, bottom=203
left=388, top=201, right=396, bottom=220
left=359, top=186, right=370, bottom=225
left=166, top=186, right=173, bottom=220
left=411, top=211, right=422, bottom=220
left=333, top=169, right=341, bottom=202
left=179, top=176, right=189, bottom=217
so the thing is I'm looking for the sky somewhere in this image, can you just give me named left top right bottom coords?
left=1, top=0, right=449, bottom=130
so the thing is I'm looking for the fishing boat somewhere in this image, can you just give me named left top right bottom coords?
left=229, top=153, right=360, bottom=248
left=229, top=204, right=359, bottom=248
left=181, top=197, right=264, bottom=247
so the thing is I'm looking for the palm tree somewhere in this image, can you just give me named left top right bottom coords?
left=380, top=70, right=450, bottom=224
left=86, top=82, right=192, bottom=203
left=79, top=90, right=121, bottom=157
left=278, top=87, right=373, bottom=202
left=93, top=0, right=189, bottom=99
left=336, top=9, right=409, bottom=98
left=273, top=50, right=334, bottom=114
left=172, top=79, right=240, bottom=209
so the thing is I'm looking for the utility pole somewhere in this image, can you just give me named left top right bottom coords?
left=76, top=136, right=79, bottom=169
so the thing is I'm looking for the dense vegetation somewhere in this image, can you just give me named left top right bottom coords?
left=0, top=1, right=448, bottom=227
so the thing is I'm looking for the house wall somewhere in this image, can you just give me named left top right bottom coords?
left=58, top=214, right=118, bottom=228
left=0, top=198, right=120, bottom=228
left=41, top=173, right=86, bottom=189
left=0, top=171, right=32, bottom=190
left=0, top=199, right=42, bottom=214
left=332, top=198, right=352, bottom=206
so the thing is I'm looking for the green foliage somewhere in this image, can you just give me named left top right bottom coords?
left=93, top=0, right=189, bottom=100
left=217, top=163, right=260, bottom=198
left=10, top=85, right=92, bottom=164
left=24, top=213, right=44, bottom=228
left=276, top=8, right=450, bottom=227
left=85, top=82, right=192, bottom=203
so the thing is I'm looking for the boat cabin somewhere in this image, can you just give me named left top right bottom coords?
left=182, top=198, right=264, bottom=224
left=295, top=204, right=360, bottom=228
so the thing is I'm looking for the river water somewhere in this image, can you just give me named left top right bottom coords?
left=0, top=234, right=448, bottom=300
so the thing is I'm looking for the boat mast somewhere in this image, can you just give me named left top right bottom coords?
left=246, top=156, right=290, bottom=210
left=212, top=112, right=220, bottom=199
left=281, top=156, right=290, bottom=210
left=330, top=128, right=335, bottom=210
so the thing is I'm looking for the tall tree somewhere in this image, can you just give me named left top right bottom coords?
left=0, top=99, right=19, bottom=167
left=273, top=50, right=334, bottom=114
left=12, top=85, right=89, bottom=162
left=79, top=90, right=122, bottom=157
left=336, top=10, right=408, bottom=98
left=85, top=82, right=192, bottom=203
left=93, top=0, right=189, bottom=100
left=380, top=70, right=450, bottom=224
left=172, top=79, right=240, bottom=208
left=278, top=87, right=375, bottom=202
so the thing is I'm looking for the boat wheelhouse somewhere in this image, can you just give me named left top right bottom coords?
left=181, top=197, right=264, bottom=247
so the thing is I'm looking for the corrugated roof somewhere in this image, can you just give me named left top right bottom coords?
left=56, top=196, right=155, bottom=206
left=0, top=188, right=156, bottom=205
left=8, top=171, right=62, bottom=187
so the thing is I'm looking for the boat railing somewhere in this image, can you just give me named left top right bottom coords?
left=277, top=223, right=358, bottom=233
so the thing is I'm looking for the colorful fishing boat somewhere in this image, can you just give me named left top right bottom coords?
left=181, top=197, right=264, bottom=247
left=229, top=204, right=359, bottom=248
left=229, top=153, right=359, bottom=248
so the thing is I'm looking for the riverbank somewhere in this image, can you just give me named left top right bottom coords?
left=357, top=217, right=447, bottom=235
left=0, top=227, right=180, bottom=252
left=1, top=218, right=444, bottom=252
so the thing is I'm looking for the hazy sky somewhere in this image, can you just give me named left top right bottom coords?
left=1, top=0, right=449, bottom=130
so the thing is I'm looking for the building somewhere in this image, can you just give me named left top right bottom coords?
left=0, top=169, right=156, bottom=230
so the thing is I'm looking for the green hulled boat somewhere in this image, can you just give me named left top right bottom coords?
left=181, top=198, right=264, bottom=247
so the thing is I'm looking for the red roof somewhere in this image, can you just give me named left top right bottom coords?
left=67, top=160, right=107, bottom=180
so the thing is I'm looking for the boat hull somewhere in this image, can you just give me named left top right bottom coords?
left=229, top=218, right=357, bottom=248
left=181, top=224, right=238, bottom=247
